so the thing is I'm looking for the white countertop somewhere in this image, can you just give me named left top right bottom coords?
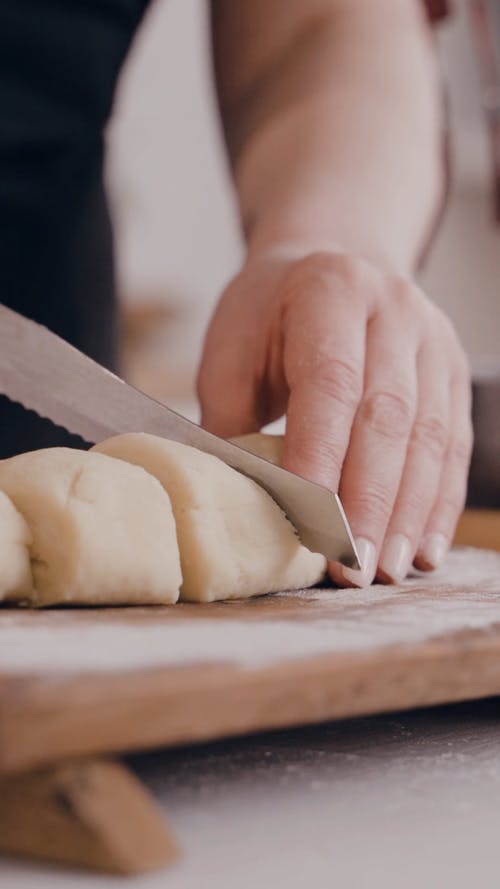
left=2, top=699, right=500, bottom=889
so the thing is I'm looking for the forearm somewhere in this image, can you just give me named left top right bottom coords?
left=212, top=0, right=443, bottom=274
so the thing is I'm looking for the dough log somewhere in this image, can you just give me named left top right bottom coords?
left=93, top=433, right=326, bottom=603
left=231, top=433, right=284, bottom=466
left=0, top=490, right=33, bottom=602
left=0, top=448, right=182, bottom=606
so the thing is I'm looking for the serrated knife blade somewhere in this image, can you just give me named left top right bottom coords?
left=0, top=304, right=359, bottom=567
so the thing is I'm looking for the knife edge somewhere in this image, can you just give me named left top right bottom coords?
left=0, top=304, right=359, bottom=567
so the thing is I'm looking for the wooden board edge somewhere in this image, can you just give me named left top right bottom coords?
left=2, top=626, right=500, bottom=774
left=454, top=509, right=500, bottom=551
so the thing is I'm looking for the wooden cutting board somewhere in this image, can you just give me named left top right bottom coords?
left=1, top=546, right=500, bottom=776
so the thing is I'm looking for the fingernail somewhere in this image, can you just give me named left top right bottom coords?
left=378, top=534, right=412, bottom=583
left=340, top=537, right=377, bottom=588
left=417, top=533, right=448, bottom=570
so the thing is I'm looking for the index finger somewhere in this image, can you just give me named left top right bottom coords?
left=281, top=268, right=369, bottom=494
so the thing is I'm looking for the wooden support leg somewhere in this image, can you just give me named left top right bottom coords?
left=0, top=757, right=180, bottom=874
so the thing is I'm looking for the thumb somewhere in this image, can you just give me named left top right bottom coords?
left=197, top=301, right=262, bottom=439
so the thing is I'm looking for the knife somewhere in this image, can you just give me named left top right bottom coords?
left=0, top=304, right=359, bottom=567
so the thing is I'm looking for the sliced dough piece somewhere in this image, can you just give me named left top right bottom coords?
left=231, top=433, right=284, bottom=465
left=0, top=448, right=182, bottom=606
left=0, top=490, right=33, bottom=602
left=93, top=433, right=326, bottom=603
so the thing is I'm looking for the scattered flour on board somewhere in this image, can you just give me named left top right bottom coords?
left=0, top=548, right=499, bottom=675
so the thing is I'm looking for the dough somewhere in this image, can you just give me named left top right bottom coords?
left=0, top=448, right=181, bottom=606
left=93, top=433, right=326, bottom=602
left=231, top=433, right=284, bottom=465
left=0, top=491, right=33, bottom=602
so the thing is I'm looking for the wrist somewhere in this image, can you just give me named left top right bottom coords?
left=241, top=169, right=421, bottom=273
left=245, top=213, right=403, bottom=277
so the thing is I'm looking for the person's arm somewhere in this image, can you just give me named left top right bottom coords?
left=199, top=0, right=472, bottom=586
left=212, top=0, right=441, bottom=271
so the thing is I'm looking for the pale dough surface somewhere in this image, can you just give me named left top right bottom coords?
left=94, top=433, right=326, bottom=602
left=0, top=490, right=33, bottom=602
left=0, top=448, right=181, bottom=606
left=231, top=434, right=284, bottom=466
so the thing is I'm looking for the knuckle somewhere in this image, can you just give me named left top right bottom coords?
left=304, top=356, right=362, bottom=412
left=411, top=415, right=449, bottom=458
left=361, top=390, right=414, bottom=439
left=389, top=275, right=425, bottom=310
left=349, top=479, right=395, bottom=527
left=285, top=252, right=341, bottom=299
left=289, top=430, right=344, bottom=479
left=296, top=250, right=352, bottom=280
left=289, top=251, right=373, bottom=299
left=390, top=273, right=417, bottom=297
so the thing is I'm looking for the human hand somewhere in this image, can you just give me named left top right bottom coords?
left=197, top=249, right=472, bottom=586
